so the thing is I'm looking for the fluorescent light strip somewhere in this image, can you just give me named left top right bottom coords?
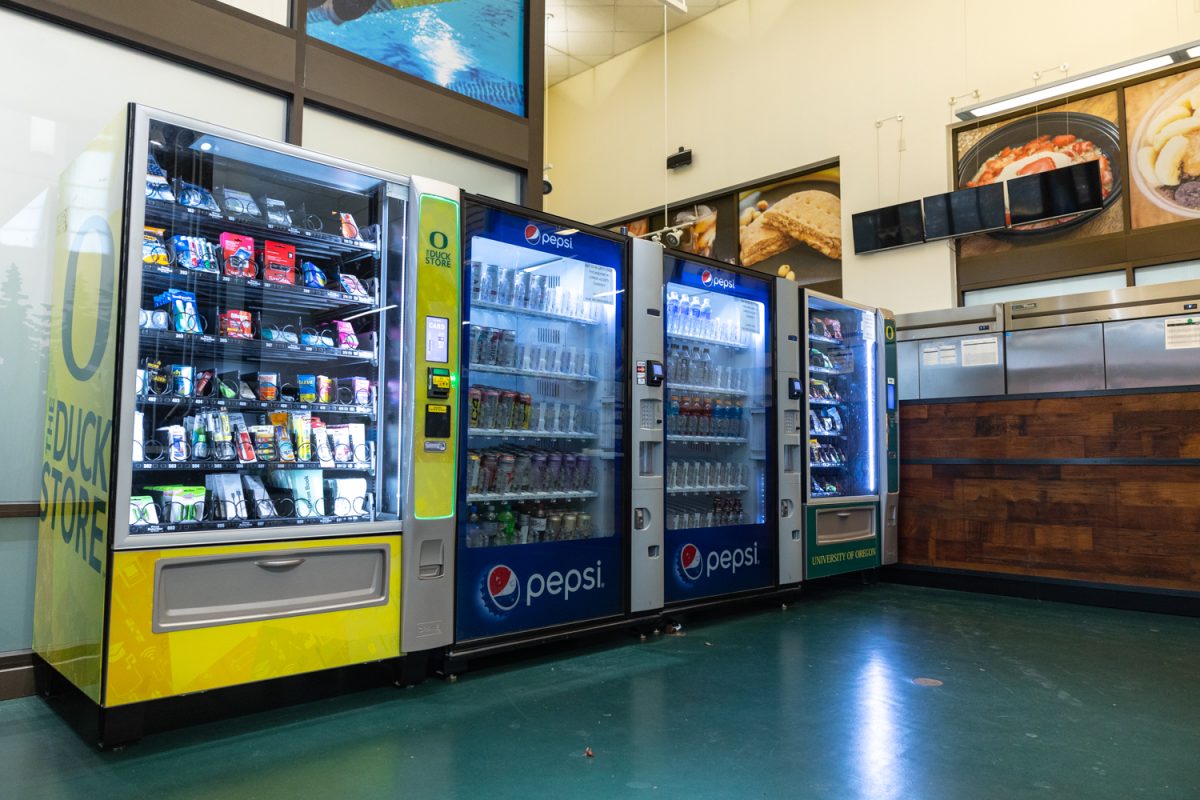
left=960, top=54, right=1176, bottom=120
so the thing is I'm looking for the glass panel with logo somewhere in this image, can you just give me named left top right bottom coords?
left=123, top=111, right=405, bottom=546
left=805, top=292, right=878, bottom=501
left=661, top=256, right=773, bottom=602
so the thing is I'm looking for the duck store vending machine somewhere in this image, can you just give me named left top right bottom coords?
left=33, top=105, right=459, bottom=744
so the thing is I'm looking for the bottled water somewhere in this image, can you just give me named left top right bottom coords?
left=699, top=348, right=713, bottom=387
left=676, top=345, right=691, bottom=385
left=699, top=298, right=712, bottom=338
left=666, top=291, right=680, bottom=332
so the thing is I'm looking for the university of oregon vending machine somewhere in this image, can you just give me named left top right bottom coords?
left=32, top=105, right=458, bottom=744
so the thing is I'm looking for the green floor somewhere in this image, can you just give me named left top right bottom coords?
left=5, top=584, right=1199, bottom=799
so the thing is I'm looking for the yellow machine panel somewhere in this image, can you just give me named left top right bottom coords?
left=104, top=535, right=401, bottom=707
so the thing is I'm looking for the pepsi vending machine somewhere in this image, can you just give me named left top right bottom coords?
left=660, top=254, right=776, bottom=607
left=448, top=197, right=656, bottom=663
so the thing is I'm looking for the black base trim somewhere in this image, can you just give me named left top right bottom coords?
left=0, top=650, right=35, bottom=701
left=882, top=565, right=1200, bottom=617
left=443, top=613, right=645, bottom=674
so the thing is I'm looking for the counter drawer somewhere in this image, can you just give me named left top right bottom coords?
left=814, top=506, right=875, bottom=545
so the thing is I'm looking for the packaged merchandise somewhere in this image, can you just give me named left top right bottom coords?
left=338, top=377, right=372, bottom=406
left=133, top=411, right=145, bottom=461
left=251, top=425, right=277, bottom=462
left=347, top=422, right=369, bottom=464
left=261, top=323, right=299, bottom=344
left=275, top=425, right=296, bottom=462
left=175, top=180, right=220, bottom=212
left=316, top=376, right=333, bottom=404
left=268, top=469, right=323, bottom=517
left=327, top=477, right=368, bottom=517
left=327, top=424, right=353, bottom=463
left=129, top=495, right=157, bottom=525
left=261, top=196, right=292, bottom=226
left=142, top=358, right=169, bottom=395
left=144, top=485, right=205, bottom=523
left=170, top=364, right=194, bottom=395
left=311, top=418, right=334, bottom=467
left=138, top=309, right=168, bottom=330
left=262, top=240, right=296, bottom=285
left=297, top=374, right=317, bottom=403
left=219, top=309, right=254, bottom=339
left=243, top=474, right=277, bottom=518
left=300, top=328, right=334, bottom=348
left=338, top=273, right=368, bottom=297
left=290, top=412, right=313, bottom=461
left=333, top=320, right=358, bottom=350
left=247, top=372, right=278, bottom=401
left=206, top=473, right=247, bottom=520
left=233, top=424, right=257, bottom=464
left=217, top=187, right=262, bottom=219
left=147, top=152, right=167, bottom=178
left=301, top=261, right=326, bottom=288
left=219, top=232, right=256, bottom=278
left=334, top=211, right=361, bottom=240
left=143, top=227, right=169, bottom=266
left=146, top=174, right=175, bottom=203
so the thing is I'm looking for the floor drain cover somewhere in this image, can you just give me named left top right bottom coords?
left=913, top=677, right=943, bottom=687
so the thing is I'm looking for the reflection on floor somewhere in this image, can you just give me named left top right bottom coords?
left=4, top=583, right=1199, bottom=799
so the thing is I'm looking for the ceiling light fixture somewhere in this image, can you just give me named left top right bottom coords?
left=955, top=41, right=1197, bottom=121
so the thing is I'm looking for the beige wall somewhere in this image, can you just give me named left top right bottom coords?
left=545, top=0, right=1200, bottom=313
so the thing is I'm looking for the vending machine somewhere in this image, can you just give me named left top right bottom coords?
left=449, top=197, right=659, bottom=663
left=33, top=106, right=456, bottom=744
left=660, top=254, right=775, bottom=606
left=800, top=289, right=891, bottom=578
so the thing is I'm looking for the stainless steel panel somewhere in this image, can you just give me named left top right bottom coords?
left=153, top=543, right=389, bottom=632
left=916, top=333, right=1006, bottom=398
left=896, top=303, right=1004, bottom=341
left=775, top=279, right=804, bottom=586
left=814, top=506, right=875, bottom=545
left=882, top=493, right=899, bottom=565
left=897, top=340, right=920, bottom=400
left=1104, top=316, right=1200, bottom=389
left=629, top=237, right=665, bottom=613
left=1006, top=280, right=1200, bottom=331
left=1006, top=324, right=1106, bottom=394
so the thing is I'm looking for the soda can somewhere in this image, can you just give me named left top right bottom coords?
left=479, top=263, right=498, bottom=304
left=481, top=453, right=499, bottom=493
left=577, top=512, right=592, bottom=538
left=561, top=454, right=577, bottom=491
left=546, top=452, right=562, bottom=490
left=576, top=455, right=592, bottom=491
left=498, top=391, right=517, bottom=430
left=561, top=512, right=578, bottom=540
left=531, top=453, right=548, bottom=492
left=514, top=453, right=533, bottom=491
left=546, top=512, right=562, bottom=542
left=466, top=453, right=482, bottom=494
left=480, top=389, right=500, bottom=430
left=498, top=330, right=517, bottom=367
left=497, top=454, right=516, bottom=493
left=512, top=270, right=529, bottom=308
left=497, top=266, right=516, bottom=305
left=528, top=274, right=547, bottom=311
left=470, top=325, right=490, bottom=366
left=467, top=387, right=482, bottom=428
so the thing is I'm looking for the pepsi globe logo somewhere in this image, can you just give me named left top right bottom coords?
left=699, top=268, right=735, bottom=290
left=700, top=269, right=713, bottom=287
left=524, top=224, right=540, bottom=245
left=485, top=565, right=521, bottom=612
left=679, top=543, right=704, bottom=582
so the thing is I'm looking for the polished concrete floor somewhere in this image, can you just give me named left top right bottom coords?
left=4, top=583, right=1199, bottom=799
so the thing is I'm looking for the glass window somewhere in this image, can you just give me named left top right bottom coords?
left=0, top=518, right=37, bottom=652
left=306, top=1, right=527, bottom=117
left=962, top=270, right=1127, bottom=306
left=302, top=107, right=521, bottom=202
left=1134, top=260, right=1200, bottom=286
left=0, top=8, right=287, bottom=504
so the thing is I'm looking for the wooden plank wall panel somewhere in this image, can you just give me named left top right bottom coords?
left=899, top=392, right=1200, bottom=592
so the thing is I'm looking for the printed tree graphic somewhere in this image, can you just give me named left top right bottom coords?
left=0, top=264, right=33, bottom=369
left=0, top=263, right=50, bottom=496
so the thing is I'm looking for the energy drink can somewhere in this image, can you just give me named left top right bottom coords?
left=496, top=266, right=516, bottom=305
left=480, top=389, right=500, bottom=430
left=577, top=512, right=592, bottom=538
left=531, top=454, right=547, bottom=492
left=469, top=261, right=484, bottom=301
left=546, top=512, right=562, bottom=542
left=577, top=455, right=592, bottom=491
left=497, top=454, right=516, bottom=493
left=498, top=391, right=517, bottom=430
left=479, top=263, right=498, bottom=304
left=515, top=393, right=532, bottom=429
left=512, top=270, right=529, bottom=308
left=470, top=325, right=490, bottom=366
left=467, top=387, right=482, bottom=428
left=498, top=330, right=517, bottom=367
left=514, top=454, right=533, bottom=491
left=486, top=328, right=504, bottom=365
left=466, top=452, right=482, bottom=494
left=561, top=454, right=577, bottom=491
left=546, top=453, right=562, bottom=490
left=561, top=512, right=578, bottom=540
left=528, top=274, right=547, bottom=311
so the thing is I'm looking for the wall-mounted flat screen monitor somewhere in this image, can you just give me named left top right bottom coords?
left=922, top=183, right=1007, bottom=240
left=851, top=200, right=925, bottom=254
left=1007, top=159, right=1103, bottom=226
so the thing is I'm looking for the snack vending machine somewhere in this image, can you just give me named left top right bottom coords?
left=801, top=289, right=888, bottom=578
left=661, top=254, right=775, bottom=606
left=33, top=106, right=457, bottom=744
left=450, top=197, right=653, bottom=660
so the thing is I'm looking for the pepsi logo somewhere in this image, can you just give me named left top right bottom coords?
left=679, top=543, right=703, bottom=582
left=524, top=224, right=540, bottom=245
left=700, top=270, right=713, bottom=287
left=484, top=565, right=521, bottom=612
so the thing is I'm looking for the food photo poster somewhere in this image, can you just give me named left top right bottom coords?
left=1125, top=65, right=1200, bottom=229
left=954, top=91, right=1123, bottom=258
left=737, top=166, right=842, bottom=286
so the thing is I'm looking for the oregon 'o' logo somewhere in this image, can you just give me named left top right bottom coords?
left=61, top=216, right=115, bottom=383
left=428, top=230, right=448, bottom=250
